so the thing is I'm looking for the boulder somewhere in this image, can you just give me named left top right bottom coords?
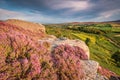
left=6, top=19, right=46, bottom=33
left=39, top=38, right=90, bottom=59
left=81, top=60, right=99, bottom=80
left=95, top=74, right=108, bottom=80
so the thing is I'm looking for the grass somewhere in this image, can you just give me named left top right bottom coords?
left=112, top=27, right=120, bottom=32
left=71, top=32, right=120, bottom=75
left=71, top=32, right=96, bottom=43
left=45, top=24, right=120, bottom=75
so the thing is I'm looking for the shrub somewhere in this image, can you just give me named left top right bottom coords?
left=78, top=27, right=104, bottom=34
left=111, top=51, right=120, bottom=67
left=0, top=22, right=48, bottom=79
left=85, top=38, right=91, bottom=45
left=51, top=44, right=88, bottom=80
left=98, top=66, right=117, bottom=78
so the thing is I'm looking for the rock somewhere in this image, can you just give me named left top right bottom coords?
left=109, top=76, right=120, bottom=80
left=6, top=19, right=46, bottom=33
left=47, top=35, right=57, bottom=39
left=38, top=38, right=90, bottom=59
left=1, top=20, right=46, bottom=40
left=81, top=60, right=99, bottom=80
left=48, top=38, right=90, bottom=59
left=53, top=39, right=90, bottom=59
left=95, top=74, right=109, bottom=80
left=59, top=37, right=68, bottom=40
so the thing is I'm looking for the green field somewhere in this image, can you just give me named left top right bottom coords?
left=45, top=23, right=120, bottom=75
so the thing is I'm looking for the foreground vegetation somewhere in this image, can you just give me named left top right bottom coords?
left=45, top=23, right=120, bottom=75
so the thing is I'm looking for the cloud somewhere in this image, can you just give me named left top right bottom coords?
left=46, top=0, right=93, bottom=13
left=100, top=9, right=120, bottom=18
left=0, top=0, right=120, bottom=23
left=91, top=9, right=120, bottom=21
left=0, top=8, right=52, bottom=23
left=0, top=8, right=84, bottom=23
left=51, top=1, right=91, bottom=11
left=0, top=8, right=26, bottom=20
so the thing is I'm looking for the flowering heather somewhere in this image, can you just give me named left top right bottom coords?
left=29, top=54, right=41, bottom=77
left=98, top=66, right=117, bottom=78
left=6, top=19, right=45, bottom=33
left=0, top=21, right=104, bottom=80
left=53, top=44, right=88, bottom=60
left=0, top=22, right=45, bottom=40
left=0, top=22, right=48, bottom=79
left=52, top=44, right=87, bottom=80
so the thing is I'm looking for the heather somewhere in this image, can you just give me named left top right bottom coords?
left=6, top=19, right=45, bottom=33
left=0, top=21, right=88, bottom=79
left=98, top=66, right=117, bottom=78
left=51, top=44, right=88, bottom=80
left=0, top=22, right=48, bottom=79
left=0, top=20, right=119, bottom=79
left=0, top=21, right=46, bottom=40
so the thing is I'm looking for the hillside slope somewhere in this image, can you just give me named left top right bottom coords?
left=6, top=19, right=45, bottom=33
left=1, top=19, right=46, bottom=40
left=0, top=20, right=119, bottom=80
left=45, top=24, right=120, bottom=76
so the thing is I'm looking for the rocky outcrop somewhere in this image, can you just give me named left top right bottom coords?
left=81, top=60, right=99, bottom=80
left=39, top=38, right=90, bottom=59
left=0, top=21, right=46, bottom=40
left=0, top=21, right=47, bottom=79
left=6, top=19, right=46, bottom=33
left=95, top=74, right=108, bottom=80
left=0, top=20, right=118, bottom=80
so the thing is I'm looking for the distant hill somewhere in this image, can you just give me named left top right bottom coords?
left=107, top=20, right=120, bottom=22
left=44, top=20, right=120, bottom=25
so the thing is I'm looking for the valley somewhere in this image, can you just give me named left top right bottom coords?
left=45, top=22, right=120, bottom=75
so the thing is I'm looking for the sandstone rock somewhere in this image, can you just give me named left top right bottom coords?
left=109, top=76, right=120, bottom=80
left=47, top=35, right=57, bottom=39
left=81, top=60, right=99, bottom=80
left=0, top=20, right=46, bottom=40
left=39, top=38, right=90, bottom=59
left=6, top=19, right=46, bottom=33
left=53, top=39, right=90, bottom=59
left=95, top=74, right=108, bottom=80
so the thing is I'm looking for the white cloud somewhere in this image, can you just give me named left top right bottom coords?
left=46, top=0, right=93, bottom=12
left=0, top=8, right=26, bottom=20
left=100, top=9, right=120, bottom=18
left=0, top=8, right=57, bottom=23
left=90, top=9, right=120, bottom=21
left=0, top=8, right=84, bottom=23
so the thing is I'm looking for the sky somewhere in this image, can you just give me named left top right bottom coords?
left=0, top=0, right=120, bottom=23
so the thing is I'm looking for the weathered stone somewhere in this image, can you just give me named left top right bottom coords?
left=81, top=60, right=99, bottom=80
left=39, top=38, right=90, bottom=59
left=6, top=19, right=45, bottom=33
left=53, top=39, right=90, bottom=59
left=95, top=74, right=109, bottom=80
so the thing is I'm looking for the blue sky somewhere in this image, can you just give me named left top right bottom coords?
left=0, top=0, right=120, bottom=23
